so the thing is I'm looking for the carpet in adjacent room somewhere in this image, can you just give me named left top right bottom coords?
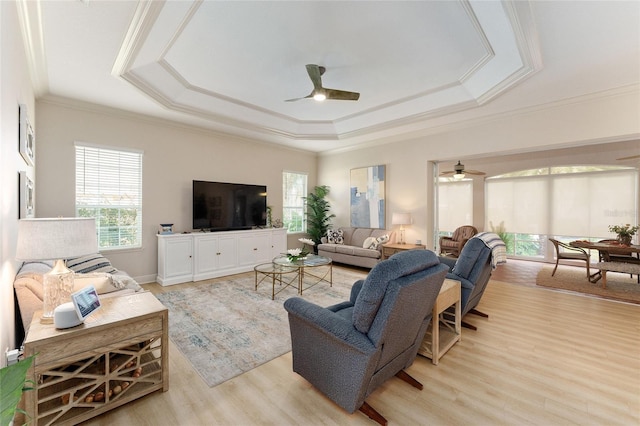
left=536, top=265, right=640, bottom=304
left=155, top=267, right=367, bottom=387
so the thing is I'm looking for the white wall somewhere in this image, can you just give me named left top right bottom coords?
left=0, top=1, right=36, bottom=363
left=318, top=88, right=640, bottom=250
left=35, top=100, right=318, bottom=283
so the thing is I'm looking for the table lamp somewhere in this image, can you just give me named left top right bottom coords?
left=392, top=213, right=411, bottom=245
left=16, top=218, right=98, bottom=324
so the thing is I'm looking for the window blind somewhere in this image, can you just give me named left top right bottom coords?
left=75, top=144, right=143, bottom=250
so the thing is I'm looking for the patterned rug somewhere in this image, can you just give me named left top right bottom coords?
left=156, top=267, right=367, bottom=387
left=536, top=265, right=640, bottom=304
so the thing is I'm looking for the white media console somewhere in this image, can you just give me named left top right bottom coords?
left=156, top=228, right=287, bottom=286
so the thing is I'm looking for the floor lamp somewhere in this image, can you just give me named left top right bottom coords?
left=16, top=218, right=98, bottom=324
left=392, top=213, right=411, bottom=245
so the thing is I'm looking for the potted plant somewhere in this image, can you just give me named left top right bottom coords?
left=304, top=185, right=335, bottom=252
left=608, top=224, right=639, bottom=246
left=1, top=355, right=35, bottom=426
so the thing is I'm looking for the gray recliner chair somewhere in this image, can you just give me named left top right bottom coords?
left=438, top=237, right=492, bottom=330
left=284, top=250, right=448, bottom=425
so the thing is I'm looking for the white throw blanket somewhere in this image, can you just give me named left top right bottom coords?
left=474, top=232, right=507, bottom=269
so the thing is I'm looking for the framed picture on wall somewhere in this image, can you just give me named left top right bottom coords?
left=19, top=104, right=35, bottom=166
left=19, top=171, right=35, bottom=219
left=350, top=165, right=386, bottom=228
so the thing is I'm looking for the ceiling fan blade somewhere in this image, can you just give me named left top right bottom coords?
left=465, top=170, right=486, bottom=175
left=305, top=64, right=324, bottom=91
left=439, top=171, right=455, bottom=176
left=285, top=93, right=313, bottom=102
left=617, top=154, right=640, bottom=161
left=325, top=88, right=360, bottom=101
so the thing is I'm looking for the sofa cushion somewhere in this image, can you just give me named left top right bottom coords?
left=351, top=228, right=374, bottom=248
left=335, top=245, right=381, bottom=259
left=326, top=229, right=344, bottom=244
left=317, top=243, right=338, bottom=253
left=340, top=227, right=356, bottom=245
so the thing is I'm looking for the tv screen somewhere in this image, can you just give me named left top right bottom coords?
left=193, top=181, right=267, bottom=231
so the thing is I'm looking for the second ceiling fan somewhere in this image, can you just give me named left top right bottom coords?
left=440, top=161, right=486, bottom=179
left=286, top=64, right=360, bottom=102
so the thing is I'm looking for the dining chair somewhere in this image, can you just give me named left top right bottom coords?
left=549, top=238, right=590, bottom=279
left=598, top=239, right=640, bottom=282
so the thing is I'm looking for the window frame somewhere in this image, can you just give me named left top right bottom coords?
left=75, top=142, right=144, bottom=251
left=282, top=170, right=307, bottom=234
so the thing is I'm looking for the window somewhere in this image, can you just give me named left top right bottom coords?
left=437, top=178, right=473, bottom=234
left=282, top=171, right=307, bottom=233
left=75, top=143, right=143, bottom=250
left=485, top=166, right=638, bottom=259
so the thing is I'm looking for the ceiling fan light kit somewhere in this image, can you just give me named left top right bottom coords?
left=286, top=64, right=360, bottom=103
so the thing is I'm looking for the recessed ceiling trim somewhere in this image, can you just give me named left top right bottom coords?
left=112, top=0, right=544, bottom=144
left=16, top=0, right=49, bottom=97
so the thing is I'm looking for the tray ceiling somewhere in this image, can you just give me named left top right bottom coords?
left=17, top=0, right=640, bottom=152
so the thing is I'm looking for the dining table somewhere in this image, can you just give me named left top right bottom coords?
left=570, top=240, right=640, bottom=283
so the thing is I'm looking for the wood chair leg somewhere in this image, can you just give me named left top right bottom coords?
left=469, top=308, right=488, bottom=318
left=462, top=320, right=477, bottom=331
left=395, top=369, right=423, bottom=390
left=359, top=401, right=388, bottom=426
left=552, top=261, right=559, bottom=276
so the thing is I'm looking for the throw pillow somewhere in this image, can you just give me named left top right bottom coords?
left=326, top=229, right=344, bottom=244
left=362, top=236, right=377, bottom=249
left=375, top=234, right=390, bottom=247
left=66, top=253, right=117, bottom=274
left=74, top=273, right=119, bottom=294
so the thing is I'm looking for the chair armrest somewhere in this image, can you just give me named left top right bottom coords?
left=438, top=256, right=457, bottom=271
left=284, top=297, right=375, bottom=354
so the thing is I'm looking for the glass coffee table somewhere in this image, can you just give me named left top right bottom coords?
left=254, top=263, right=299, bottom=300
left=272, top=254, right=333, bottom=295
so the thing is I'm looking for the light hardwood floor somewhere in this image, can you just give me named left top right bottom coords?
left=82, top=266, right=640, bottom=425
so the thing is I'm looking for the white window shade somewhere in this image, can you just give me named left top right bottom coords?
left=551, top=170, right=637, bottom=237
left=486, top=177, right=548, bottom=235
left=438, top=180, right=472, bottom=233
left=486, top=168, right=637, bottom=238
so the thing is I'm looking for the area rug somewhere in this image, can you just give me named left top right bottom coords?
left=536, top=265, right=640, bottom=304
left=155, top=267, right=367, bottom=387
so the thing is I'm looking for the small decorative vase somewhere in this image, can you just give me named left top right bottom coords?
left=618, top=234, right=632, bottom=246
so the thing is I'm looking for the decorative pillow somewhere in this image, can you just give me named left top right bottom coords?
left=326, top=229, right=344, bottom=244
left=375, top=234, right=390, bottom=247
left=362, top=236, right=377, bottom=249
left=66, top=253, right=117, bottom=274
left=74, top=273, right=120, bottom=294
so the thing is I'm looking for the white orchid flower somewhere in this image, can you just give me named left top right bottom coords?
left=288, top=248, right=302, bottom=256
left=299, top=238, right=315, bottom=246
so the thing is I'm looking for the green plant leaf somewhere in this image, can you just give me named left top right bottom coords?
left=0, top=355, right=34, bottom=426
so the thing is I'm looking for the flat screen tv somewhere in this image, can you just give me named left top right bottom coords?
left=193, top=180, right=267, bottom=231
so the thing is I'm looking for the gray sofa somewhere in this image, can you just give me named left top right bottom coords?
left=317, top=227, right=395, bottom=268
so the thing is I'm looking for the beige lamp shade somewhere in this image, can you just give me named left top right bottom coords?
left=391, top=213, right=411, bottom=226
left=16, top=218, right=98, bottom=261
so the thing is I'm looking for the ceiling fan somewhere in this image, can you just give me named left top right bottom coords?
left=285, top=64, right=360, bottom=102
left=440, top=161, right=486, bottom=179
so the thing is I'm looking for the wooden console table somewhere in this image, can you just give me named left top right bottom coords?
left=418, top=279, right=461, bottom=365
left=23, top=292, right=168, bottom=425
